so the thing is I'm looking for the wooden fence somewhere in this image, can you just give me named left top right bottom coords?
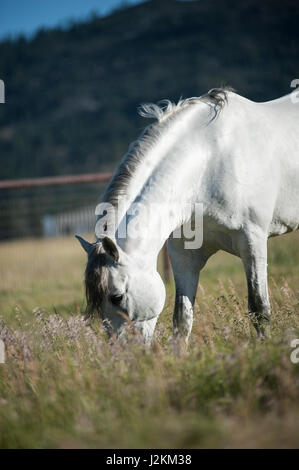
left=0, top=172, right=171, bottom=280
left=0, top=172, right=114, bottom=190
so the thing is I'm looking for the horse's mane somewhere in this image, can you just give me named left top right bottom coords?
left=84, top=244, right=109, bottom=318
left=138, top=87, right=232, bottom=122
left=103, top=87, right=233, bottom=209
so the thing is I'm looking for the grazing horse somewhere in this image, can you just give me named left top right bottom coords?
left=77, top=88, right=299, bottom=343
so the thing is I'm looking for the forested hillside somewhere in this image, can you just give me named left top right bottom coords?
left=0, top=0, right=298, bottom=179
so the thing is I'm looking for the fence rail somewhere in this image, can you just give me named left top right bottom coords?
left=0, top=172, right=171, bottom=280
left=0, top=172, right=114, bottom=190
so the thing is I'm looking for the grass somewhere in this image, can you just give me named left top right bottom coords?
left=0, top=232, right=298, bottom=448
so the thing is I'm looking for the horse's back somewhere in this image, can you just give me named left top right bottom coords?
left=259, top=94, right=299, bottom=234
left=201, top=91, right=299, bottom=237
left=261, top=92, right=299, bottom=115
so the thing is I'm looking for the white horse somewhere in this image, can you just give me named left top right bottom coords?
left=77, top=88, right=299, bottom=343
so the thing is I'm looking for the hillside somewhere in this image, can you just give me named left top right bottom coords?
left=0, top=0, right=298, bottom=180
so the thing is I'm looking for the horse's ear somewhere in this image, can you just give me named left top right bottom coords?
left=102, top=236, right=119, bottom=263
left=75, top=235, right=93, bottom=255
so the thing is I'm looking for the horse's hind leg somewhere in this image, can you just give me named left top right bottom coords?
left=238, top=230, right=271, bottom=338
left=168, top=238, right=214, bottom=342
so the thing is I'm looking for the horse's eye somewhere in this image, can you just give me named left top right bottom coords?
left=110, top=294, right=123, bottom=305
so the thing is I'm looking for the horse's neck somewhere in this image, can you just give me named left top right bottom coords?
left=118, top=190, right=194, bottom=265
left=116, top=108, right=209, bottom=265
left=110, top=104, right=205, bottom=226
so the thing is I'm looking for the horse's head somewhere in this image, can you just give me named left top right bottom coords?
left=76, top=235, right=166, bottom=344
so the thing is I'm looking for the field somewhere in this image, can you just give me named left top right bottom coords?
left=0, top=232, right=298, bottom=448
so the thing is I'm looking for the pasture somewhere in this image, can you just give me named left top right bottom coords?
left=0, top=232, right=298, bottom=448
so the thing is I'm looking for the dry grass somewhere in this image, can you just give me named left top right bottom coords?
left=0, top=232, right=298, bottom=448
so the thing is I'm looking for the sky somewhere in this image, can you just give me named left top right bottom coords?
left=0, top=0, right=145, bottom=40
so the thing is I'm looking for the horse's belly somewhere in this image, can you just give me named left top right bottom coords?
left=269, top=220, right=299, bottom=237
left=269, top=184, right=299, bottom=236
left=263, top=136, right=299, bottom=237
left=269, top=212, right=299, bottom=237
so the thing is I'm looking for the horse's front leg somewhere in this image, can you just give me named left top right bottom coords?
left=168, top=238, right=214, bottom=343
left=238, top=230, right=271, bottom=338
left=173, top=289, right=196, bottom=342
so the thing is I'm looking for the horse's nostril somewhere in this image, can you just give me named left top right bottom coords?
left=110, top=294, right=123, bottom=305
